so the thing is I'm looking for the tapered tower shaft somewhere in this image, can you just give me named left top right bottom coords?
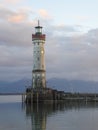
left=32, top=21, right=46, bottom=88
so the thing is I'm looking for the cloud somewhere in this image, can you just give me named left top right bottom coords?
left=0, top=22, right=32, bottom=47
left=38, top=9, right=52, bottom=20
left=45, top=26, right=98, bottom=81
left=75, top=15, right=89, bottom=21
left=0, top=6, right=98, bottom=81
left=0, top=7, right=35, bottom=48
left=0, top=6, right=30, bottom=23
left=8, top=13, right=27, bottom=23
left=2, top=0, right=22, bottom=4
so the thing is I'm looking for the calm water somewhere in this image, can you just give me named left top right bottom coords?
left=0, top=96, right=98, bottom=130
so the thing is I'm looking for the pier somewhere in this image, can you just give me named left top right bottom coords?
left=25, top=87, right=98, bottom=104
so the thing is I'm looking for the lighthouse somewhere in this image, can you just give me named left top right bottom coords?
left=25, top=21, right=65, bottom=104
left=32, top=21, right=46, bottom=88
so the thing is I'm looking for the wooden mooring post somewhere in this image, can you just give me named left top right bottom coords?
left=31, top=92, right=33, bottom=104
left=37, top=92, right=39, bottom=103
left=22, top=93, right=25, bottom=102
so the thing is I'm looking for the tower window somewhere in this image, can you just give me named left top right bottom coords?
left=42, top=65, right=44, bottom=68
left=37, top=57, right=39, bottom=61
left=33, top=64, right=35, bottom=68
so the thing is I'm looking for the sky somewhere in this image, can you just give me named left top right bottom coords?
left=0, top=0, right=98, bottom=82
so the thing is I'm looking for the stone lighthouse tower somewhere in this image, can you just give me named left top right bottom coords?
left=32, top=21, right=46, bottom=88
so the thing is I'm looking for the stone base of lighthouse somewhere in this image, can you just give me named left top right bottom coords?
left=25, top=87, right=65, bottom=104
left=32, top=70, right=46, bottom=88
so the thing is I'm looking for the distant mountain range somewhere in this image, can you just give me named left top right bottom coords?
left=48, top=78, right=98, bottom=93
left=0, top=78, right=98, bottom=93
left=0, top=78, right=30, bottom=93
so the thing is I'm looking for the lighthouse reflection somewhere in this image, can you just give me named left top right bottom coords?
left=25, top=102, right=66, bottom=130
left=26, top=103, right=47, bottom=130
left=25, top=101, right=98, bottom=130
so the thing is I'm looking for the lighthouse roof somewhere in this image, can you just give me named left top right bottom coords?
left=35, top=20, right=42, bottom=28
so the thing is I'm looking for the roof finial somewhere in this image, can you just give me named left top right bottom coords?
left=38, top=20, right=40, bottom=26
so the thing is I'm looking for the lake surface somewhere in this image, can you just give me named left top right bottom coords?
left=0, top=95, right=98, bottom=130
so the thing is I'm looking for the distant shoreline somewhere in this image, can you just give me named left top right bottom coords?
left=0, top=93, right=23, bottom=95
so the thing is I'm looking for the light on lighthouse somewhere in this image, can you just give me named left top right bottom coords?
left=32, top=21, right=46, bottom=88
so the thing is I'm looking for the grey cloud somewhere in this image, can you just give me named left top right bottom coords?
left=0, top=7, right=34, bottom=47
left=0, top=45, right=32, bottom=67
left=0, top=22, right=32, bottom=47
left=0, top=12, right=98, bottom=81
left=45, top=27, right=98, bottom=81
left=0, top=6, right=31, bottom=22
left=52, top=25, right=81, bottom=33
left=0, top=6, right=14, bottom=21
left=85, top=29, right=98, bottom=44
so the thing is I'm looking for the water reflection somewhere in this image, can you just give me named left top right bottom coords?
left=25, top=101, right=98, bottom=130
